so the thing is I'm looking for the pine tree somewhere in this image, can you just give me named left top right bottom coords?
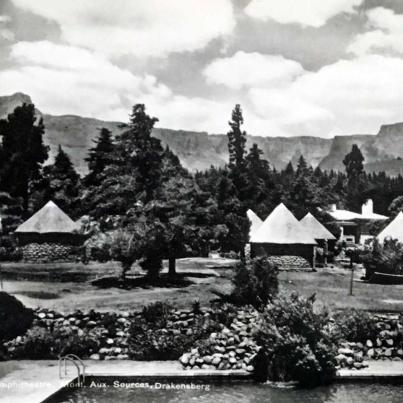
left=85, top=128, right=114, bottom=186
left=37, top=145, right=81, bottom=216
left=116, top=104, right=163, bottom=202
left=0, top=103, right=49, bottom=214
left=227, top=104, right=247, bottom=169
left=343, top=144, right=367, bottom=211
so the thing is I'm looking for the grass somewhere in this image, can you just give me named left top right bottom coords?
left=279, top=266, right=403, bottom=312
left=2, top=258, right=403, bottom=313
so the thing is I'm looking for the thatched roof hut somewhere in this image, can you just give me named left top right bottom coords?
left=377, top=212, right=403, bottom=244
left=300, top=213, right=336, bottom=241
left=247, top=209, right=263, bottom=240
left=250, top=203, right=317, bottom=266
left=15, top=201, right=82, bottom=262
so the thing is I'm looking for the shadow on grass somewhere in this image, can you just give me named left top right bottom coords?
left=10, top=291, right=61, bottom=299
left=91, top=273, right=195, bottom=290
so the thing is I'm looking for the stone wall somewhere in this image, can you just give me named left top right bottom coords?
left=251, top=243, right=314, bottom=267
left=266, top=255, right=311, bottom=270
left=20, top=242, right=78, bottom=262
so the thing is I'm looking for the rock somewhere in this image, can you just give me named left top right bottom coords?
left=384, top=348, right=393, bottom=357
left=367, top=349, right=375, bottom=358
left=90, top=354, right=100, bottom=360
left=346, top=357, right=354, bottom=367
left=376, top=338, right=382, bottom=347
left=246, top=365, right=254, bottom=372
left=99, top=348, right=110, bottom=355
left=338, top=348, right=354, bottom=356
left=117, top=354, right=129, bottom=360
left=353, top=362, right=363, bottom=369
left=386, top=339, right=394, bottom=347
left=106, top=338, right=114, bottom=345
left=204, top=356, right=212, bottom=364
left=212, top=356, right=221, bottom=366
left=335, top=354, right=347, bottom=364
left=37, top=313, right=46, bottom=319
left=397, top=349, right=403, bottom=357
left=229, top=357, right=237, bottom=364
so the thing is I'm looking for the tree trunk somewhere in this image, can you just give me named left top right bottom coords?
left=168, top=257, right=176, bottom=277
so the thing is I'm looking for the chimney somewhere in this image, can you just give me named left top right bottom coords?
left=330, top=204, right=337, bottom=212
left=362, top=199, right=373, bottom=216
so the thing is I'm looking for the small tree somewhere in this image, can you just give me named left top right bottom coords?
left=110, top=231, right=139, bottom=282
left=231, top=257, right=279, bottom=309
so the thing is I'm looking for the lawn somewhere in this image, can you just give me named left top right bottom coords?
left=2, top=259, right=403, bottom=313
left=0, top=258, right=236, bottom=313
left=279, top=266, right=403, bottom=312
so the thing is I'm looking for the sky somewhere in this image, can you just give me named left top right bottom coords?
left=0, top=0, right=403, bottom=138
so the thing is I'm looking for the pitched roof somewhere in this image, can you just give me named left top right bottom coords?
left=327, top=208, right=388, bottom=221
left=15, top=201, right=80, bottom=234
left=250, top=203, right=317, bottom=244
left=300, top=213, right=336, bottom=241
left=247, top=209, right=263, bottom=239
left=377, top=212, right=403, bottom=243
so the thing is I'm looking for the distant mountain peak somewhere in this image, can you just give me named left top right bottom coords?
left=0, top=92, right=33, bottom=119
left=1, top=92, right=403, bottom=176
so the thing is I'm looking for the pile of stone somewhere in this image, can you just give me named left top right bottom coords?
left=335, top=342, right=369, bottom=369
left=363, top=313, right=403, bottom=361
left=3, top=308, right=134, bottom=360
left=266, top=255, right=311, bottom=270
left=21, top=243, right=77, bottom=262
left=336, top=313, right=403, bottom=368
left=179, top=308, right=260, bottom=372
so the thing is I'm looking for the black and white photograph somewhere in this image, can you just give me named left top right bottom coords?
left=1, top=0, right=403, bottom=402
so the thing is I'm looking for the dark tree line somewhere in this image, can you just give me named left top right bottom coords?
left=2, top=102, right=403, bottom=274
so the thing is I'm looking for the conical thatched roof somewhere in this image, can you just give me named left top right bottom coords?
left=300, top=213, right=336, bottom=241
left=250, top=203, right=317, bottom=244
left=16, top=201, right=80, bottom=234
left=377, top=212, right=403, bottom=243
left=247, top=209, right=263, bottom=239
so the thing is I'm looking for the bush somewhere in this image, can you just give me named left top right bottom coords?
left=254, top=292, right=337, bottom=387
left=333, top=309, right=378, bottom=343
left=230, top=257, right=278, bottom=309
left=127, top=303, right=221, bottom=360
left=141, top=302, right=172, bottom=325
left=0, top=292, right=34, bottom=342
left=9, top=326, right=100, bottom=359
left=360, top=238, right=403, bottom=277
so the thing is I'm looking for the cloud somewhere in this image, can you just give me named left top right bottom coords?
left=244, top=0, right=363, bottom=27
left=247, top=54, right=403, bottom=136
left=203, top=51, right=304, bottom=89
left=0, top=41, right=253, bottom=134
left=11, top=0, right=235, bottom=58
left=348, top=7, right=403, bottom=55
left=0, top=41, right=172, bottom=119
left=0, top=15, right=14, bottom=41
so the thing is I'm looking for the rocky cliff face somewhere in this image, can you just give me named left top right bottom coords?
left=1, top=92, right=403, bottom=175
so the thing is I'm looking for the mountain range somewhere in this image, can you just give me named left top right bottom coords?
left=1, top=92, right=403, bottom=176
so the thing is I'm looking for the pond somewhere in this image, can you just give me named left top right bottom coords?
left=45, top=378, right=403, bottom=403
